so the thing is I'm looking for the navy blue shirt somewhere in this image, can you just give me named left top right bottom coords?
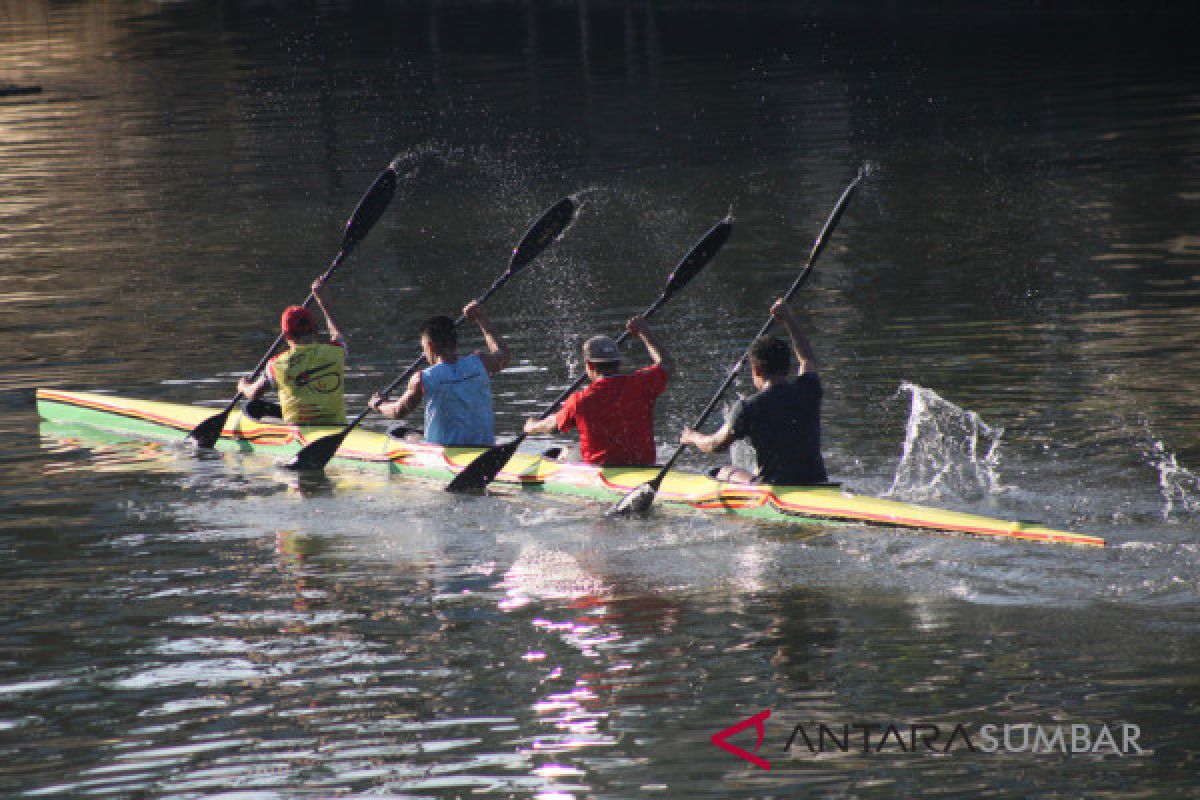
left=728, top=373, right=828, bottom=486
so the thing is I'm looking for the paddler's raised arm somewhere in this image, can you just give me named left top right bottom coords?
left=771, top=298, right=817, bottom=376
left=628, top=315, right=674, bottom=375
left=465, top=300, right=509, bottom=374
left=312, top=276, right=346, bottom=346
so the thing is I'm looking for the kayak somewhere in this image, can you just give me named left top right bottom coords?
left=35, top=388, right=1105, bottom=547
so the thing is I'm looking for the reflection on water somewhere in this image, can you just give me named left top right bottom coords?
left=9, top=417, right=1200, bottom=796
left=4, top=484, right=1197, bottom=797
left=3, top=0, right=1200, bottom=796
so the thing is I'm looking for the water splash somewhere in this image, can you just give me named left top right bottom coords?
left=886, top=382, right=1005, bottom=502
left=1144, top=438, right=1200, bottom=521
left=723, top=397, right=757, bottom=475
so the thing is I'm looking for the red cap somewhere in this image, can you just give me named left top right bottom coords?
left=281, top=306, right=316, bottom=338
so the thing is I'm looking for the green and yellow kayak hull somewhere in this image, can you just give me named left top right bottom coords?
left=35, top=388, right=1106, bottom=547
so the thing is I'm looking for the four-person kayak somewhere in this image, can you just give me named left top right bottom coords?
left=35, top=388, right=1105, bottom=547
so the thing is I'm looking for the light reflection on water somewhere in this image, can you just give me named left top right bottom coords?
left=8, top=429, right=1200, bottom=795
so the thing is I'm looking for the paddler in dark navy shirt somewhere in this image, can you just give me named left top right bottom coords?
left=369, top=301, right=510, bottom=446
left=680, top=298, right=828, bottom=486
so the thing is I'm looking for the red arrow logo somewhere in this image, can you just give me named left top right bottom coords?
left=710, top=709, right=772, bottom=770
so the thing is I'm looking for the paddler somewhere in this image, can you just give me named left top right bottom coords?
left=238, top=276, right=348, bottom=425
left=523, top=315, right=674, bottom=466
left=679, top=298, right=827, bottom=485
left=369, top=301, right=509, bottom=446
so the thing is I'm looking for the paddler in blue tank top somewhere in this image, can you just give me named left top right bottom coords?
left=369, top=301, right=510, bottom=446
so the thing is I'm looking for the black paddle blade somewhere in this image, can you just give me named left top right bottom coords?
left=445, top=438, right=522, bottom=493
left=280, top=430, right=348, bottom=472
left=509, top=196, right=578, bottom=272
left=187, top=409, right=230, bottom=449
left=607, top=481, right=659, bottom=517
left=341, top=164, right=399, bottom=250
left=802, top=168, right=864, bottom=275
left=660, top=216, right=733, bottom=304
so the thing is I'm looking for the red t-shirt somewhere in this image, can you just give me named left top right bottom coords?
left=555, top=365, right=669, bottom=466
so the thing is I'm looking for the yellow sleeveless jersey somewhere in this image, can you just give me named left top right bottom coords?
left=269, top=342, right=347, bottom=425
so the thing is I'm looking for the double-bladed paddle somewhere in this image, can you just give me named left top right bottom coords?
left=445, top=214, right=734, bottom=493
left=609, top=167, right=865, bottom=517
left=187, top=156, right=407, bottom=448
left=281, top=195, right=579, bottom=471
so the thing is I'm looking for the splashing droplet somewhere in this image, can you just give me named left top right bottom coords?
left=887, top=382, right=1005, bottom=502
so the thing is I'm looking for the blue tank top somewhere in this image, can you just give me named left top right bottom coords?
left=420, top=353, right=495, bottom=446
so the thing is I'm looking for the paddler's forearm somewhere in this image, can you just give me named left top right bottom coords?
left=636, top=326, right=675, bottom=374
left=371, top=376, right=422, bottom=420
left=310, top=277, right=346, bottom=344
left=681, top=424, right=734, bottom=454
left=475, top=311, right=510, bottom=371
left=524, top=415, right=558, bottom=435
left=375, top=397, right=417, bottom=419
left=238, top=374, right=268, bottom=400
left=776, top=306, right=818, bottom=374
left=314, top=293, right=346, bottom=344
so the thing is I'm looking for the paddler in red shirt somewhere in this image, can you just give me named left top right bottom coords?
left=524, top=315, right=674, bottom=466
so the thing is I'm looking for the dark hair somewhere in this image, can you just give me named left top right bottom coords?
left=420, top=315, right=457, bottom=351
left=588, top=360, right=620, bottom=377
left=748, top=335, right=790, bottom=377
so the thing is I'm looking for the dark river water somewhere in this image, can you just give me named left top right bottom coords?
left=3, top=2, right=1199, bottom=797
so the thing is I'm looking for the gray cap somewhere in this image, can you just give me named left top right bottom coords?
left=583, top=335, right=621, bottom=363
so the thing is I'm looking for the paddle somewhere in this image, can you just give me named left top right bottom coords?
left=609, top=167, right=865, bottom=517
left=445, top=214, right=734, bottom=494
left=186, top=156, right=406, bottom=448
left=280, top=195, right=580, bottom=471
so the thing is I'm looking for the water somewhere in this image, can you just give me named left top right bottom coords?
left=3, top=1, right=1200, bottom=796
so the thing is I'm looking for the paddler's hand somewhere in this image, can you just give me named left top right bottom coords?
left=368, top=392, right=386, bottom=413
left=626, top=315, right=650, bottom=338
left=524, top=416, right=555, bottom=435
left=236, top=377, right=255, bottom=396
left=770, top=298, right=796, bottom=322
left=312, top=275, right=329, bottom=300
left=463, top=300, right=485, bottom=322
left=680, top=427, right=700, bottom=447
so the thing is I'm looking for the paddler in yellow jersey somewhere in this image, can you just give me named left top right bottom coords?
left=237, top=276, right=348, bottom=426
